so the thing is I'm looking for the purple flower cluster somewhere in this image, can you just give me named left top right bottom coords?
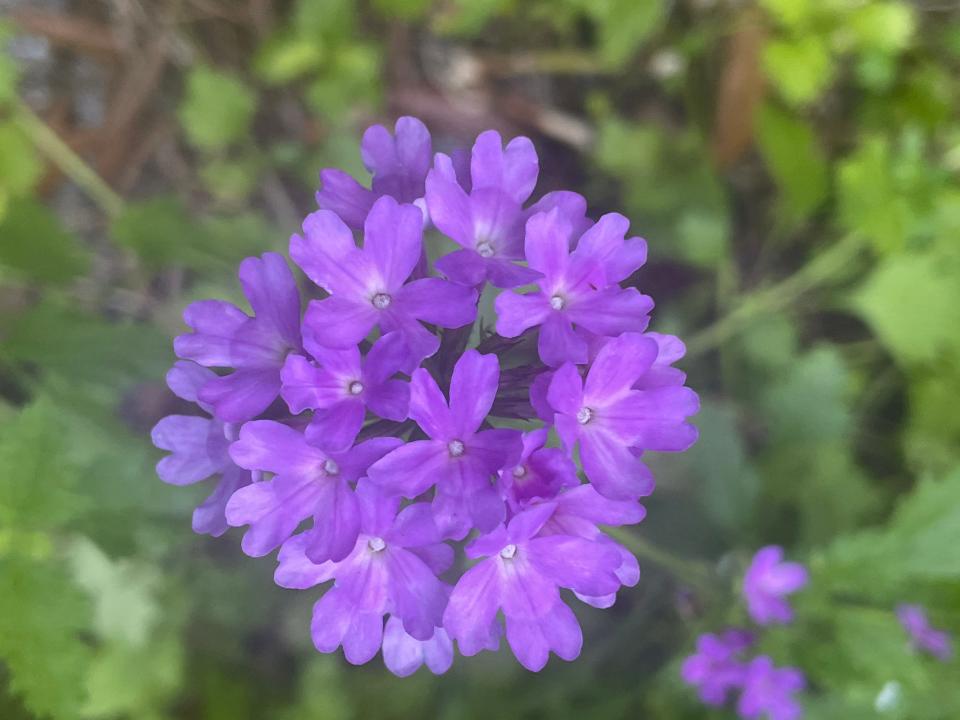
left=152, top=117, right=699, bottom=675
left=682, top=547, right=808, bottom=719
left=897, top=604, right=953, bottom=661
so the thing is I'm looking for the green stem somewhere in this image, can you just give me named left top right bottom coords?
left=685, top=233, right=867, bottom=358
left=605, top=526, right=714, bottom=591
left=13, top=100, right=125, bottom=218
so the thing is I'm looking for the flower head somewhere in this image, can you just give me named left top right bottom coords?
left=897, top=604, right=953, bottom=661
left=737, top=656, right=805, bottom=720
left=743, top=546, right=809, bottom=626
left=681, top=629, right=754, bottom=706
left=153, top=117, right=699, bottom=676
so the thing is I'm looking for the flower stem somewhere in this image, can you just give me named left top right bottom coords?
left=14, top=99, right=125, bottom=218
left=685, top=233, right=867, bottom=358
left=605, top=526, right=715, bottom=591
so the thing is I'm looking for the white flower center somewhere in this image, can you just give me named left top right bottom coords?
left=549, top=294, right=565, bottom=311
left=576, top=406, right=593, bottom=425
left=500, top=544, right=517, bottom=560
left=368, top=536, right=386, bottom=553
left=512, top=465, right=527, bottom=478
left=322, top=459, right=340, bottom=475
left=476, top=240, right=495, bottom=258
left=372, top=293, right=392, bottom=309
left=448, top=439, right=465, bottom=457
left=348, top=381, right=364, bottom=395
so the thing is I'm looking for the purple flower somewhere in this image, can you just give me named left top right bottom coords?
left=681, top=629, right=754, bottom=706
left=743, top=546, right=809, bottom=626
left=382, top=616, right=454, bottom=677
left=151, top=361, right=252, bottom=536
left=495, top=209, right=652, bottom=366
left=226, top=421, right=400, bottom=562
left=443, top=502, right=622, bottom=671
left=427, top=130, right=588, bottom=288
left=737, top=656, right=805, bottom=720
left=547, top=332, right=699, bottom=500
left=535, top=485, right=644, bottom=608
left=274, top=482, right=452, bottom=668
left=293, top=196, right=478, bottom=369
left=174, top=252, right=302, bottom=422
left=897, top=604, right=953, bottom=661
left=280, top=331, right=410, bottom=451
left=316, top=116, right=432, bottom=229
left=500, top=428, right=579, bottom=511
left=368, top=350, right=522, bottom=538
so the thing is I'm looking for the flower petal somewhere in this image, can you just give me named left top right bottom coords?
left=198, top=368, right=281, bottom=423
left=538, top=313, right=588, bottom=367
left=303, top=296, right=379, bottom=349
left=367, top=440, right=447, bottom=497
left=494, top=291, right=550, bottom=338
left=449, top=350, right=499, bottom=436
left=407, top=368, right=453, bottom=439
left=315, top=170, right=376, bottom=230
left=443, top=559, right=502, bottom=656
left=238, top=253, right=301, bottom=350
left=394, top=278, right=478, bottom=328
left=363, top=196, right=424, bottom=290
left=579, top=429, right=656, bottom=500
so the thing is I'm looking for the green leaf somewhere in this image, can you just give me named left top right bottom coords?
left=178, top=67, right=257, bottom=152
left=688, top=402, right=759, bottom=533
left=763, top=35, right=834, bottom=105
left=0, top=199, right=90, bottom=284
left=756, top=103, right=829, bottom=222
left=0, top=558, right=92, bottom=720
left=761, top=346, right=852, bottom=446
left=594, top=0, right=665, bottom=67
left=837, top=137, right=912, bottom=253
left=67, top=537, right=161, bottom=647
left=848, top=2, right=915, bottom=54
left=0, top=300, right=172, bottom=387
left=853, top=252, right=960, bottom=367
left=254, top=32, right=324, bottom=85
left=0, top=399, right=83, bottom=538
left=82, top=630, right=183, bottom=719
left=904, top=369, right=960, bottom=474
left=759, top=0, right=817, bottom=29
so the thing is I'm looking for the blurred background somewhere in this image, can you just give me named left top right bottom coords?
left=1, top=0, right=959, bottom=718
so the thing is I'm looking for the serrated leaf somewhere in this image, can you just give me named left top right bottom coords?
left=0, top=558, right=92, bottom=720
left=178, top=67, right=256, bottom=152
left=853, top=252, right=960, bottom=367
left=757, top=103, right=829, bottom=222
left=0, top=199, right=90, bottom=284
left=0, top=399, right=83, bottom=536
left=67, top=537, right=161, bottom=647
left=82, top=631, right=183, bottom=719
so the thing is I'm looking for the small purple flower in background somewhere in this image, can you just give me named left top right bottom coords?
left=444, top=503, right=622, bottom=671
left=681, top=629, right=754, bottom=706
left=174, top=253, right=302, bottom=422
left=737, top=656, right=805, bottom=720
left=153, top=117, right=701, bottom=675
left=897, top=604, right=953, bottom=661
left=151, top=361, right=252, bottom=536
left=281, top=331, right=410, bottom=451
left=743, top=546, right=809, bottom=626
left=316, top=116, right=432, bottom=229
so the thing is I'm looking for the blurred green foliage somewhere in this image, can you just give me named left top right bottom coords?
left=1, top=0, right=959, bottom=718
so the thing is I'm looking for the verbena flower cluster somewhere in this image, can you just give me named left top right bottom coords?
left=152, top=116, right=699, bottom=675
left=897, top=604, right=953, bottom=661
left=682, top=546, right=808, bottom=720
